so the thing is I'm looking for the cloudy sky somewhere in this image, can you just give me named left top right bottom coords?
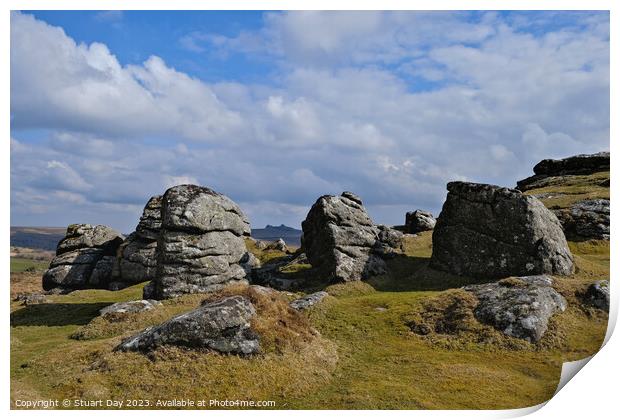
left=10, top=10, right=610, bottom=233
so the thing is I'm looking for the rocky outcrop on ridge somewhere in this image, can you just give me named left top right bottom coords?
left=517, top=152, right=610, bottom=192
left=430, top=182, right=574, bottom=278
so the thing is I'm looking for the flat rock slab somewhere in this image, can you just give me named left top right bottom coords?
left=290, top=291, right=329, bottom=310
left=464, top=275, right=567, bottom=342
left=99, top=300, right=162, bottom=316
left=115, top=296, right=259, bottom=355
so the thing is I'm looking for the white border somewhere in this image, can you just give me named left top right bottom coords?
left=3, top=1, right=617, bottom=419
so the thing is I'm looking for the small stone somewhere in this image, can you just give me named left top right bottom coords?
left=290, top=291, right=329, bottom=310
left=99, top=300, right=162, bottom=316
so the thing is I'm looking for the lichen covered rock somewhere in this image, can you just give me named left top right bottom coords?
left=430, top=182, right=574, bottom=278
left=464, top=275, right=567, bottom=342
left=153, top=185, right=252, bottom=299
left=43, top=224, right=124, bottom=290
left=301, top=192, right=402, bottom=283
left=115, top=295, right=259, bottom=355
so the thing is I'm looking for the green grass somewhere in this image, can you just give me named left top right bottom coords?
left=11, top=228, right=610, bottom=409
left=10, top=257, right=49, bottom=273
left=523, top=171, right=609, bottom=210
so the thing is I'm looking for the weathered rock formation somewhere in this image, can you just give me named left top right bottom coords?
left=430, top=182, right=574, bottom=278
left=113, top=195, right=162, bottom=286
left=517, top=152, right=610, bottom=192
left=301, top=192, right=401, bottom=283
left=584, top=280, right=610, bottom=312
left=42, top=224, right=124, bottom=291
left=555, top=199, right=610, bottom=240
left=116, top=296, right=259, bottom=355
left=464, top=275, right=567, bottom=342
left=405, top=210, right=436, bottom=234
left=150, top=184, right=253, bottom=299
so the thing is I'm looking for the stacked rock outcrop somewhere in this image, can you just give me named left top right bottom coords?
left=430, top=182, right=574, bottom=278
left=113, top=195, right=162, bottom=287
left=149, top=184, right=253, bottom=299
left=42, top=224, right=124, bottom=291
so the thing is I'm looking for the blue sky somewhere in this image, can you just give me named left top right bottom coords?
left=10, top=10, right=610, bottom=232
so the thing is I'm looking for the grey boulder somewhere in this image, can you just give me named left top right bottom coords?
left=115, top=296, right=259, bottom=355
left=301, top=192, right=399, bottom=283
left=430, top=182, right=574, bottom=278
left=555, top=199, right=610, bottom=240
left=405, top=210, right=436, bottom=234
left=584, top=280, right=609, bottom=312
left=465, top=275, right=567, bottom=342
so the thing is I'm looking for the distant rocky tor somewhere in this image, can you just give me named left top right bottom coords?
left=517, top=152, right=610, bottom=241
left=430, top=182, right=574, bottom=278
left=301, top=191, right=403, bottom=283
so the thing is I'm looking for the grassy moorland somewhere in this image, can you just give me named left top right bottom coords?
left=10, top=173, right=609, bottom=409
left=10, top=232, right=608, bottom=409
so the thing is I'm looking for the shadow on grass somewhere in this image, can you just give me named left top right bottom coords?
left=10, top=302, right=114, bottom=327
left=367, top=254, right=488, bottom=292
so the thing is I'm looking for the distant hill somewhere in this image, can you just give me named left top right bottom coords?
left=10, top=227, right=66, bottom=251
left=11, top=224, right=304, bottom=250
left=251, top=224, right=302, bottom=246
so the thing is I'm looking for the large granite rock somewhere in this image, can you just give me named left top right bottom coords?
left=517, top=152, right=609, bottom=191
left=464, top=275, right=567, bottom=342
left=405, top=210, right=436, bottom=234
left=555, top=199, right=610, bottom=240
left=113, top=195, right=162, bottom=287
left=43, top=224, right=124, bottom=290
left=152, top=185, right=252, bottom=299
left=115, top=296, right=259, bottom=355
left=301, top=192, right=399, bottom=283
left=430, top=182, right=574, bottom=278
